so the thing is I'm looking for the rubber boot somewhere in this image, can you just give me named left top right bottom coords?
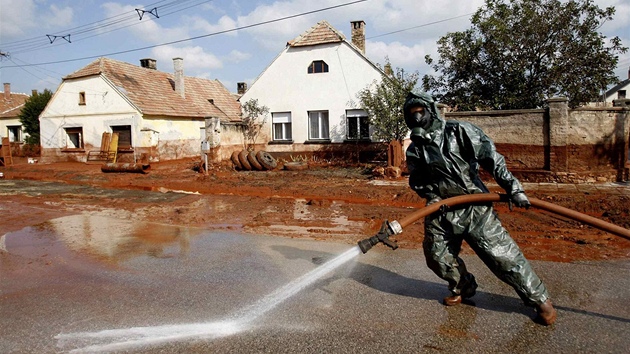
left=535, top=299, right=557, bottom=325
left=443, top=275, right=478, bottom=306
left=443, top=294, right=462, bottom=306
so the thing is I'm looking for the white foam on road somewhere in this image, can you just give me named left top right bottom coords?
left=56, top=246, right=362, bottom=352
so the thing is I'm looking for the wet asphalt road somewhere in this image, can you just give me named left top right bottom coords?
left=1, top=180, right=630, bottom=353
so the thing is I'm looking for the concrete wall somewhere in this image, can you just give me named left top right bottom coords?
left=440, top=98, right=630, bottom=182
left=444, top=108, right=547, bottom=170
left=141, top=116, right=206, bottom=162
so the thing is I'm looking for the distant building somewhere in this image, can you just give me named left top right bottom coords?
left=239, top=20, right=386, bottom=160
left=0, top=83, right=29, bottom=144
left=604, top=66, right=630, bottom=104
left=39, top=57, right=242, bottom=163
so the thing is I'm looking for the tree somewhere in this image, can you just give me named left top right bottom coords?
left=422, top=0, right=627, bottom=110
left=241, top=98, right=270, bottom=151
left=356, top=59, right=419, bottom=144
left=18, top=89, right=53, bottom=145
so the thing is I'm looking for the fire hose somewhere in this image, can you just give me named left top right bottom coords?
left=358, top=193, right=630, bottom=253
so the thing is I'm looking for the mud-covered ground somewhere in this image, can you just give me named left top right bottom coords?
left=2, top=158, right=630, bottom=263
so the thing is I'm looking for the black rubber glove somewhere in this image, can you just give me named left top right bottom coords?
left=511, top=192, right=531, bottom=209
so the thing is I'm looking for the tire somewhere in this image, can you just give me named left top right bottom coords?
left=248, top=151, right=264, bottom=170
left=231, top=151, right=242, bottom=169
left=256, top=151, right=277, bottom=170
left=284, top=161, right=308, bottom=171
left=238, top=150, right=252, bottom=170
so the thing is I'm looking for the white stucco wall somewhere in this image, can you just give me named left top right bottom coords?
left=240, top=42, right=382, bottom=148
left=606, top=82, right=629, bottom=103
left=39, top=76, right=141, bottom=151
left=0, top=117, right=25, bottom=142
left=142, top=116, right=206, bottom=159
left=39, top=76, right=210, bottom=161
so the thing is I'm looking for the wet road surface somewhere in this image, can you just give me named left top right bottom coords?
left=2, top=213, right=630, bottom=353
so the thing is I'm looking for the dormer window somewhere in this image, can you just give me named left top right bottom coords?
left=308, top=60, right=328, bottom=74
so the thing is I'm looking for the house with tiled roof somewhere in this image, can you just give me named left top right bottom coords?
left=604, top=67, right=629, bottom=104
left=239, top=20, right=385, bottom=160
left=39, top=57, right=243, bottom=163
left=1, top=83, right=29, bottom=146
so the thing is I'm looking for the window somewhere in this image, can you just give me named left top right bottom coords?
left=65, top=127, right=84, bottom=149
left=111, top=125, right=132, bottom=149
left=346, top=110, right=370, bottom=141
left=79, top=92, right=86, bottom=105
left=272, top=112, right=292, bottom=141
left=307, top=60, right=329, bottom=74
left=308, top=111, right=329, bottom=140
left=618, top=90, right=627, bottom=99
left=7, top=126, right=21, bottom=143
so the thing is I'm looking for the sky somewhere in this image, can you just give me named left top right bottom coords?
left=0, top=0, right=629, bottom=96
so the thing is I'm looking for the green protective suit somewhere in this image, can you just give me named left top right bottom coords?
left=404, top=91, right=549, bottom=306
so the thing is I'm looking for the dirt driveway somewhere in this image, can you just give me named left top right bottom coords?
left=2, top=158, right=629, bottom=262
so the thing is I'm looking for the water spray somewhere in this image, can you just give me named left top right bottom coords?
left=358, top=193, right=630, bottom=253
left=57, top=246, right=362, bottom=352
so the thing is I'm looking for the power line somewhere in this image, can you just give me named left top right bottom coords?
left=1, top=0, right=173, bottom=47
left=7, top=57, right=58, bottom=85
left=58, top=0, right=214, bottom=49
left=1, top=0, right=369, bottom=69
left=367, top=13, right=475, bottom=40
left=2, top=0, right=210, bottom=55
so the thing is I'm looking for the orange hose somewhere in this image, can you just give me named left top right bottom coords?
left=397, top=193, right=630, bottom=241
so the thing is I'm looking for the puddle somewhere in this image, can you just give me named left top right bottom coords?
left=1, top=214, right=201, bottom=263
left=263, top=199, right=367, bottom=236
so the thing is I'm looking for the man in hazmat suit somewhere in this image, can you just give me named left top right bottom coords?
left=404, top=90, right=557, bottom=325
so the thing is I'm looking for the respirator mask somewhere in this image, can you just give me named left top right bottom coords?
left=411, top=109, right=432, bottom=130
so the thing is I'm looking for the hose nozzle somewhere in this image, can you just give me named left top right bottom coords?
left=358, top=220, right=403, bottom=254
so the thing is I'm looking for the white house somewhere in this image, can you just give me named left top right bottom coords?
left=604, top=67, right=630, bottom=104
left=239, top=20, right=385, bottom=160
left=0, top=83, right=29, bottom=144
left=39, top=57, right=243, bottom=163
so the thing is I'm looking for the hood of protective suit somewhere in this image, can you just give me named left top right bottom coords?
left=403, top=91, right=444, bottom=144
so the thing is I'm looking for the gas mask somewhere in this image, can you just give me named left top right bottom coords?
left=411, top=109, right=432, bottom=130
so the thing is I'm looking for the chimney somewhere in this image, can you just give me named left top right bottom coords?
left=384, top=63, right=393, bottom=76
left=140, top=58, right=157, bottom=70
left=3, top=83, right=10, bottom=100
left=237, top=82, right=247, bottom=95
left=173, top=57, right=185, bottom=99
left=351, top=20, right=366, bottom=55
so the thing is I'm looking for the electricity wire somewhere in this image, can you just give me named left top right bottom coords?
left=367, top=13, right=475, bottom=40
left=2, top=0, right=210, bottom=55
left=1, top=0, right=369, bottom=68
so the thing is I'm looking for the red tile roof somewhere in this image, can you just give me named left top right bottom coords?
left=64, top=58, right=241, bottom=121
left=0, top=92, right=28, bottom=118
left=287, top=20, right=345, bottom=47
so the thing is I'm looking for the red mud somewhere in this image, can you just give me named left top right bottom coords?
left=2, top=158, right=629, bottom=263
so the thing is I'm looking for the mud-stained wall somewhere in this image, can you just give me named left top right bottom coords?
left=204, top=122, right=245, bottom=163
left=444, top=109, right=547, bottom=170
left=439, top=98, right=629, bottom=182
left=566, top=107, right=628, bottom=173
left=141, top=116, right=204, bottom=161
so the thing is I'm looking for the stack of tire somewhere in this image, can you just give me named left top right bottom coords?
left=231, top=150, right=278, bottom=171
